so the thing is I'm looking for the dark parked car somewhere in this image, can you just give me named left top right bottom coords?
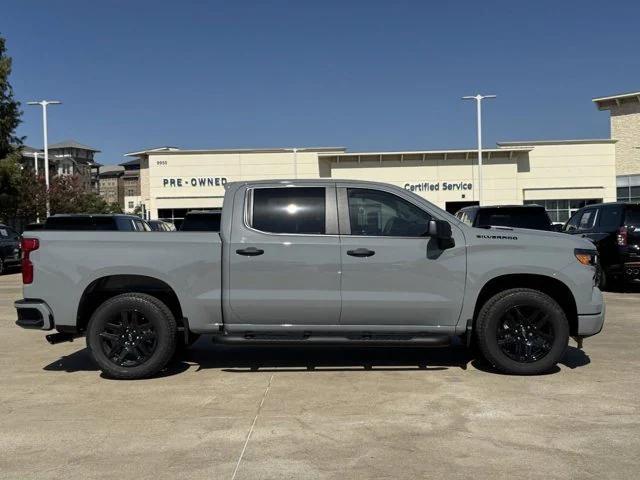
left=148, top=220, right=176, bottom=232
left=455, top=204, right=554, bottom=231
left=0, top=224, right=21, bottom=274
left=563, top=202, right=640, bottom=288
left=41, top=214, right=152, bottom=232
left=179, top=210, right=221, bottom=232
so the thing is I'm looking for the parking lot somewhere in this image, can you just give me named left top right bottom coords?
left=0, top=272, right=638, bottom=479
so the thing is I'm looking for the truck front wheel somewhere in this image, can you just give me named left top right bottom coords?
left=86, top=293, right=177, bottom=379
left=475, top=288, right=569, bottom=375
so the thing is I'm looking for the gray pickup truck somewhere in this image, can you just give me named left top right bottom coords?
left=15, top=180, right=605, bottom=379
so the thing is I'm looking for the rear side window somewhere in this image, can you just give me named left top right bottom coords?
left=475, top=208, right=551, bottom=230
left=93, top=217, right=117, bottom=231
left=251, top=187, right=326, bottom=234
left=625, top=207, right=640, bottom=228
left=598, top=205, right=623, bottom=231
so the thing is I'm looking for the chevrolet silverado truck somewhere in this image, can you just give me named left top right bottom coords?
left=15, top=180, right=605, bottom=379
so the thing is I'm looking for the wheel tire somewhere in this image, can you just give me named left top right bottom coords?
left=86, top=293, right=177, bottom=379
left=597, top=266, right=607, bottom=291
left=475, top=288, right=569, bottom=375
left=0, top=257, right=5, bottom=275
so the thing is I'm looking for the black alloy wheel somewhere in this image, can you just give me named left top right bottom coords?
left=496, top=305, right=554, bottom=363
left=475, top=288, right=569, bottom=375
left=99, top=310, right=158, bottom=367
left=87, top=293, right=176, bottom=379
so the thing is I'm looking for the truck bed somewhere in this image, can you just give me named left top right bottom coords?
left=23, top=231, right=223, bottom=332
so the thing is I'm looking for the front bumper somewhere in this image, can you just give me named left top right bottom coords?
left=577, top=288, right=605, bottom=337
left=15, top=299, right=54, bottom=330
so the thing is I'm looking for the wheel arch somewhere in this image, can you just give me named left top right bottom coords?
left=472, top=274, right=578, bottom=335
left=76, top=274, right=184, bottom=333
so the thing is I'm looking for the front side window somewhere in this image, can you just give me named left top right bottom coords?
left=251, top=187, right=326, bottom=234
left=578, top=209, right=597, bottom=231
left=347, top=188, right=431, bottom=237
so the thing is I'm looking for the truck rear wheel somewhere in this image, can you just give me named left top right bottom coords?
left=475, top=288, right=569, bottom=375
left=86, top=293, right=177, bottom=379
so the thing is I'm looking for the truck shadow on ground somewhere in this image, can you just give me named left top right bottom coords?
left=43, top=340, right=590, bottom=378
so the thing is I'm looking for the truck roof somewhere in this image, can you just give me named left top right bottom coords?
left=226, top=179, right=405, bottom=188
left=458, top=204, right=545, bottom=212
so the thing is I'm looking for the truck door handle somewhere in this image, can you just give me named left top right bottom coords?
left=347, top=248, right=375, bottom=257
left=236, top=247, right=264, bottom=256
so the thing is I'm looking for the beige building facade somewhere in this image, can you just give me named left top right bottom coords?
left=128, top=140, right=616, bottom=225
left=593, top=91, right=640, bottom=203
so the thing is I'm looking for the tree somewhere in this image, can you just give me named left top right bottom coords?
left=0, top=34, right=22, bottom=159
left=16, top=169, right=47, bottom=220
left=0, top=153, right=23, bottom=223
left=48, top=175, right=122, bottom=215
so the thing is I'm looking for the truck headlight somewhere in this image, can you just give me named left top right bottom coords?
left=575, top=248, right=598, bottom=266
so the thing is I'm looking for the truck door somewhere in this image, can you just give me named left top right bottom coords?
left=226, top=184, right=341, bottom=327
left=337, top=186, right=466, bottom=327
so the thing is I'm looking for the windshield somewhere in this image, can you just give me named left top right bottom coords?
left=475, top=207, right=552, bottom=230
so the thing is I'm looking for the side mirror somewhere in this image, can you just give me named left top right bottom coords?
left=428, top=219, right=455, bottom=250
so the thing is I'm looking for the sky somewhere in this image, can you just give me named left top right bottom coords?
left=2, top=0, right=640, bottom=165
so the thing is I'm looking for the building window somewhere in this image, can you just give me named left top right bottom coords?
left=128, top=201, right=134, bottom=209
left=617, top=175, right=640, bottom=202
left=523, top=199, right=601, bottom=223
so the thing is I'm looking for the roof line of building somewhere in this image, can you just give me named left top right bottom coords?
left=592, top=91, right=640, bottom=103
left=125, top=146, right=347, bottom=157
left=497, top=139, right=616, bottom=146
left=320, top=147, right=532, bottom=158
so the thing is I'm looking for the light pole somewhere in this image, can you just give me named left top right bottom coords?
left=292, top=147, right=298, bottom=179
left=462, top=94, right=496, bottom=205
left=27, top=100, right=61, bottom=217
left=33, top=151, right=38, bottom=176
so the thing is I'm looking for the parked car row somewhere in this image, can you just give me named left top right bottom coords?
left=0, top=224, right=21, bottom=275
left=22, top=210, right=222, bottom=234
left=4, top=202, right=638, bottom=290
left=455, top=202, right=640, bottom=288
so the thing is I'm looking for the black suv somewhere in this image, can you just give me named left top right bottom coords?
left=179, top=210, right=221, bottom=232
left=40, top=214, right=152, bottom=231
left=455, top=205, right=554, bottom=231
left=0, top=224, right=21, bottom=275
left=563, top=202, right=640, bottom=288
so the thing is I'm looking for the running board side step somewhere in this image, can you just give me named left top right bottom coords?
left=214, top=334, right=451, bottom=347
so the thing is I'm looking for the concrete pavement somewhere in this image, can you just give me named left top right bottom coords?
left=1, top=272, right=639, bottom=479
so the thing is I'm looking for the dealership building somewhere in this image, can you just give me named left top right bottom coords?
left=126, top=90, right=639, bottom=225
